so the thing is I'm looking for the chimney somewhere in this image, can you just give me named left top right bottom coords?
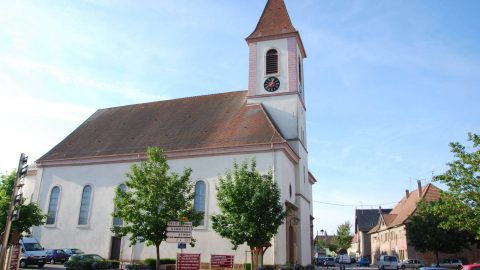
left=417, top=180, right=423, bottom=198
left=405, top=189, right=410, bottom=198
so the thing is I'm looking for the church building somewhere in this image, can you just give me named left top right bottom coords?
left=24, top=0, right=315, bottom=266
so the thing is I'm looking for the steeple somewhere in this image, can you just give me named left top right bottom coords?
left=246, top=0, right=306, bottom=57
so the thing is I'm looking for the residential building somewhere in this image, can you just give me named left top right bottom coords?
left=369, top=180, right=480, bottom=265
left=354, top=208, right=391, bottom=261
left=23, top=0, right=315, bottom=267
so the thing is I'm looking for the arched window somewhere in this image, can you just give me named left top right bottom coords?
left=194, top=181, right=206, bottom=226
left=46, top=186, right=60, bottom=225
left=266, top=49, right=278, bottom=74
left=78, top=185, right=92, bottom=225
left=113, top=184, right=126, bottom=226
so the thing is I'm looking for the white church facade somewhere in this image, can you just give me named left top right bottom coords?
left=24, top=0, right=316, bottom=266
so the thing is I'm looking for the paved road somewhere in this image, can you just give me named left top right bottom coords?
left=316, top=266, right=377, bottom=270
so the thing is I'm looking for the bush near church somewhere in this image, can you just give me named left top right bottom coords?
left=65, top=259, right=120, bottom=270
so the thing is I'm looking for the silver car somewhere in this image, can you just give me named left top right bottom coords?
left=399, top=259, right=424, bottom=269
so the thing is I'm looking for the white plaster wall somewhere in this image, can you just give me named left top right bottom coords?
left=249, top=94, right=298, bottom=140
left=255, top=39, right=289, bottom=95
left=32, top=150, right=298, bottom=265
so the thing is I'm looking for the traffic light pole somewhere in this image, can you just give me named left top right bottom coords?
left=0, top=153, right=27, bottom=269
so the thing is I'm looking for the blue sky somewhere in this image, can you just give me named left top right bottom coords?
left=1, top=0, right=479, bottom=236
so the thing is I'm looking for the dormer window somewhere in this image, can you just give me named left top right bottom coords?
left=266, top=49, right=278, bottom=74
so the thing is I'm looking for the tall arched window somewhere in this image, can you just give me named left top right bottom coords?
left=113, top=184, right=126, bottom=226
left=266, top=49, right=278, bottom=74
left=78, top=185, right=92, bottom=225
left=298, top=57, right=302, bottom=82
left=46, top=186, right=60, bottom=225
left=194, top=181, right=206, bottom=226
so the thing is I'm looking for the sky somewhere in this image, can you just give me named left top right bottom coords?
left=1, top=0, right=479, bottom=236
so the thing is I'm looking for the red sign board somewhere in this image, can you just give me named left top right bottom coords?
left=210, top=255, right=234, bottom=268
left=177, top=253, right=201, bottom=270
left=9, top=245, right=21, bottom=270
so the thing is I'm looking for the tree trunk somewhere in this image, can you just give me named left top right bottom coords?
left=156, top=244, right=161, bottom=270
left=435, top=250, right=439, bottom=267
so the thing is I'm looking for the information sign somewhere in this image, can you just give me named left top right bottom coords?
left=178, top=243, right=187, bottom=249
left=168, top=221, right=193, bottom=226
left=167, top=232, right=192, bottom=238
left=177, top=253, right=200, bottom=270
left=167, top=238, right=192, bottom=243
left=210, top=255, right=234, bottom=268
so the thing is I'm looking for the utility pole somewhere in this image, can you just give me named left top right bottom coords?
left=0, top=153, right=27, bottom=269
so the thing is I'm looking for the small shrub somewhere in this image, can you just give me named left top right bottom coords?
left=244, top=263, right=252, bottom=270
left=260, top=265, right=277, bottom=270
left=144, top=258, right=177, bottom=270
left=126, top=265, right=146, bottom=270
left=304, top=265, right=314, bottom=270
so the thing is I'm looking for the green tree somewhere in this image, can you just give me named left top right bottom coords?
left=0, top=171, right=45, bottom=235
left=111, top=147, right=202, bottom=270
left=432, top=133, right=480, bottom=239
left=406, top=200, right=471, bottom=265
left=336, top=222, right=352, bottom=251
left=211, top=159, right=286, bottom=270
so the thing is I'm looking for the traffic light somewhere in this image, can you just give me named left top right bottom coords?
left=17, top=154, right=28, bottom=179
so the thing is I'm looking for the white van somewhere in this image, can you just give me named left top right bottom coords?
left=378, top=255, right=399, bottom=270
left=19, top=237, right=47, bottom=268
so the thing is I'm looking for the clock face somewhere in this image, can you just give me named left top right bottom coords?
left=264, top=76, right=280, bottom=92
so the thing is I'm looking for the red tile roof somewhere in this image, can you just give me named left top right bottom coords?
left=37, top=91, right=286, bottom=162
left=247, top=0, right=297, bottom=40
left=369, top=183, right=441, bottom=233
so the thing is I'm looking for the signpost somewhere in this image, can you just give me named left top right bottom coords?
left=176, top=253, right=200, bottom=270
left=210, top=255, right=234, bottom=268
left=167, top=221, right=192, bottom=244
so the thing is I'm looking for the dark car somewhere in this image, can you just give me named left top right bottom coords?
left=67, top=254, right=105, bottom=262
left=46, top=249, right=70, bottom=264
left=324, top=257, right=336, bottom=267
left=62, top=248, right=85, bottom=256
left=315, top=257, right=326, bottom=266
left=357, top=257, right=370, bottom=267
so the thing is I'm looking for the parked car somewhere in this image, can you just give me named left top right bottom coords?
left=315, top=257, right=326, bottom=266
left=399, top=259, right=424, bottom=269
left=357, top=257, right=370, bottom=267
left=420, top=267, right=450, bottom=270
left=67, top=254, right=105, bottom=262
left=439, top=259, right=466, bottom=270
left=46, top=249, right=70, bottom=264
left=324, top=257, right=336, bottom=267
left=378, top=255, right=399, bottom=270
left=19, top=237, right=47, bottom=268
left=62, top=248, right=85, bottom=256
left=463, top=264, right=480, bottom=270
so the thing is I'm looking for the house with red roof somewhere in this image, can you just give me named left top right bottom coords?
left=368, top=181, right=480, bottom=265
left=23, top=0, right=315, bottom=267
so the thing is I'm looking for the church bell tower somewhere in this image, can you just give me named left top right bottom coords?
left=246, top=0, right=307, bottom=144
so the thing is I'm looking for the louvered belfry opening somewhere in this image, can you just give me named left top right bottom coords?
left=266, top=49, right=278, bottom=74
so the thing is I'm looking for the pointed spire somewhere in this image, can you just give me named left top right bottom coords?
left=246, top=0, right=306, bottom=57
left=247, top=0, right=297, bottom=40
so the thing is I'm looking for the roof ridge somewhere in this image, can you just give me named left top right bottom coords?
left=99, top=90, right=248, bottom=111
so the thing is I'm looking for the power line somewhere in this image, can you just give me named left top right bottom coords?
left=313, top=200, right=399, bottom=207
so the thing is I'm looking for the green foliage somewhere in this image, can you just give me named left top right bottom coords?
left=0, top=170, right=46, bottom=234
left=126, top=265, right=147, bottom=270
left=65, top=259, right=119, bottom=270
left=111, top=147, right=202, bottom=270
left=406, top=200, right=472, bottom=265
left=432, top=133, right=480, bottom=240
left=144, top=258, right=176, bottom=270
left=211, top=159, right=286, bottom=250
left=336, top=221, right=352, bottom=250
left=244, top=263, right=252, bottom=270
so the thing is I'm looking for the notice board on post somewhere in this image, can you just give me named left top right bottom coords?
left=177, top=253, right=201, bottom=270
left=210, top=255, right=234, bottom=268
